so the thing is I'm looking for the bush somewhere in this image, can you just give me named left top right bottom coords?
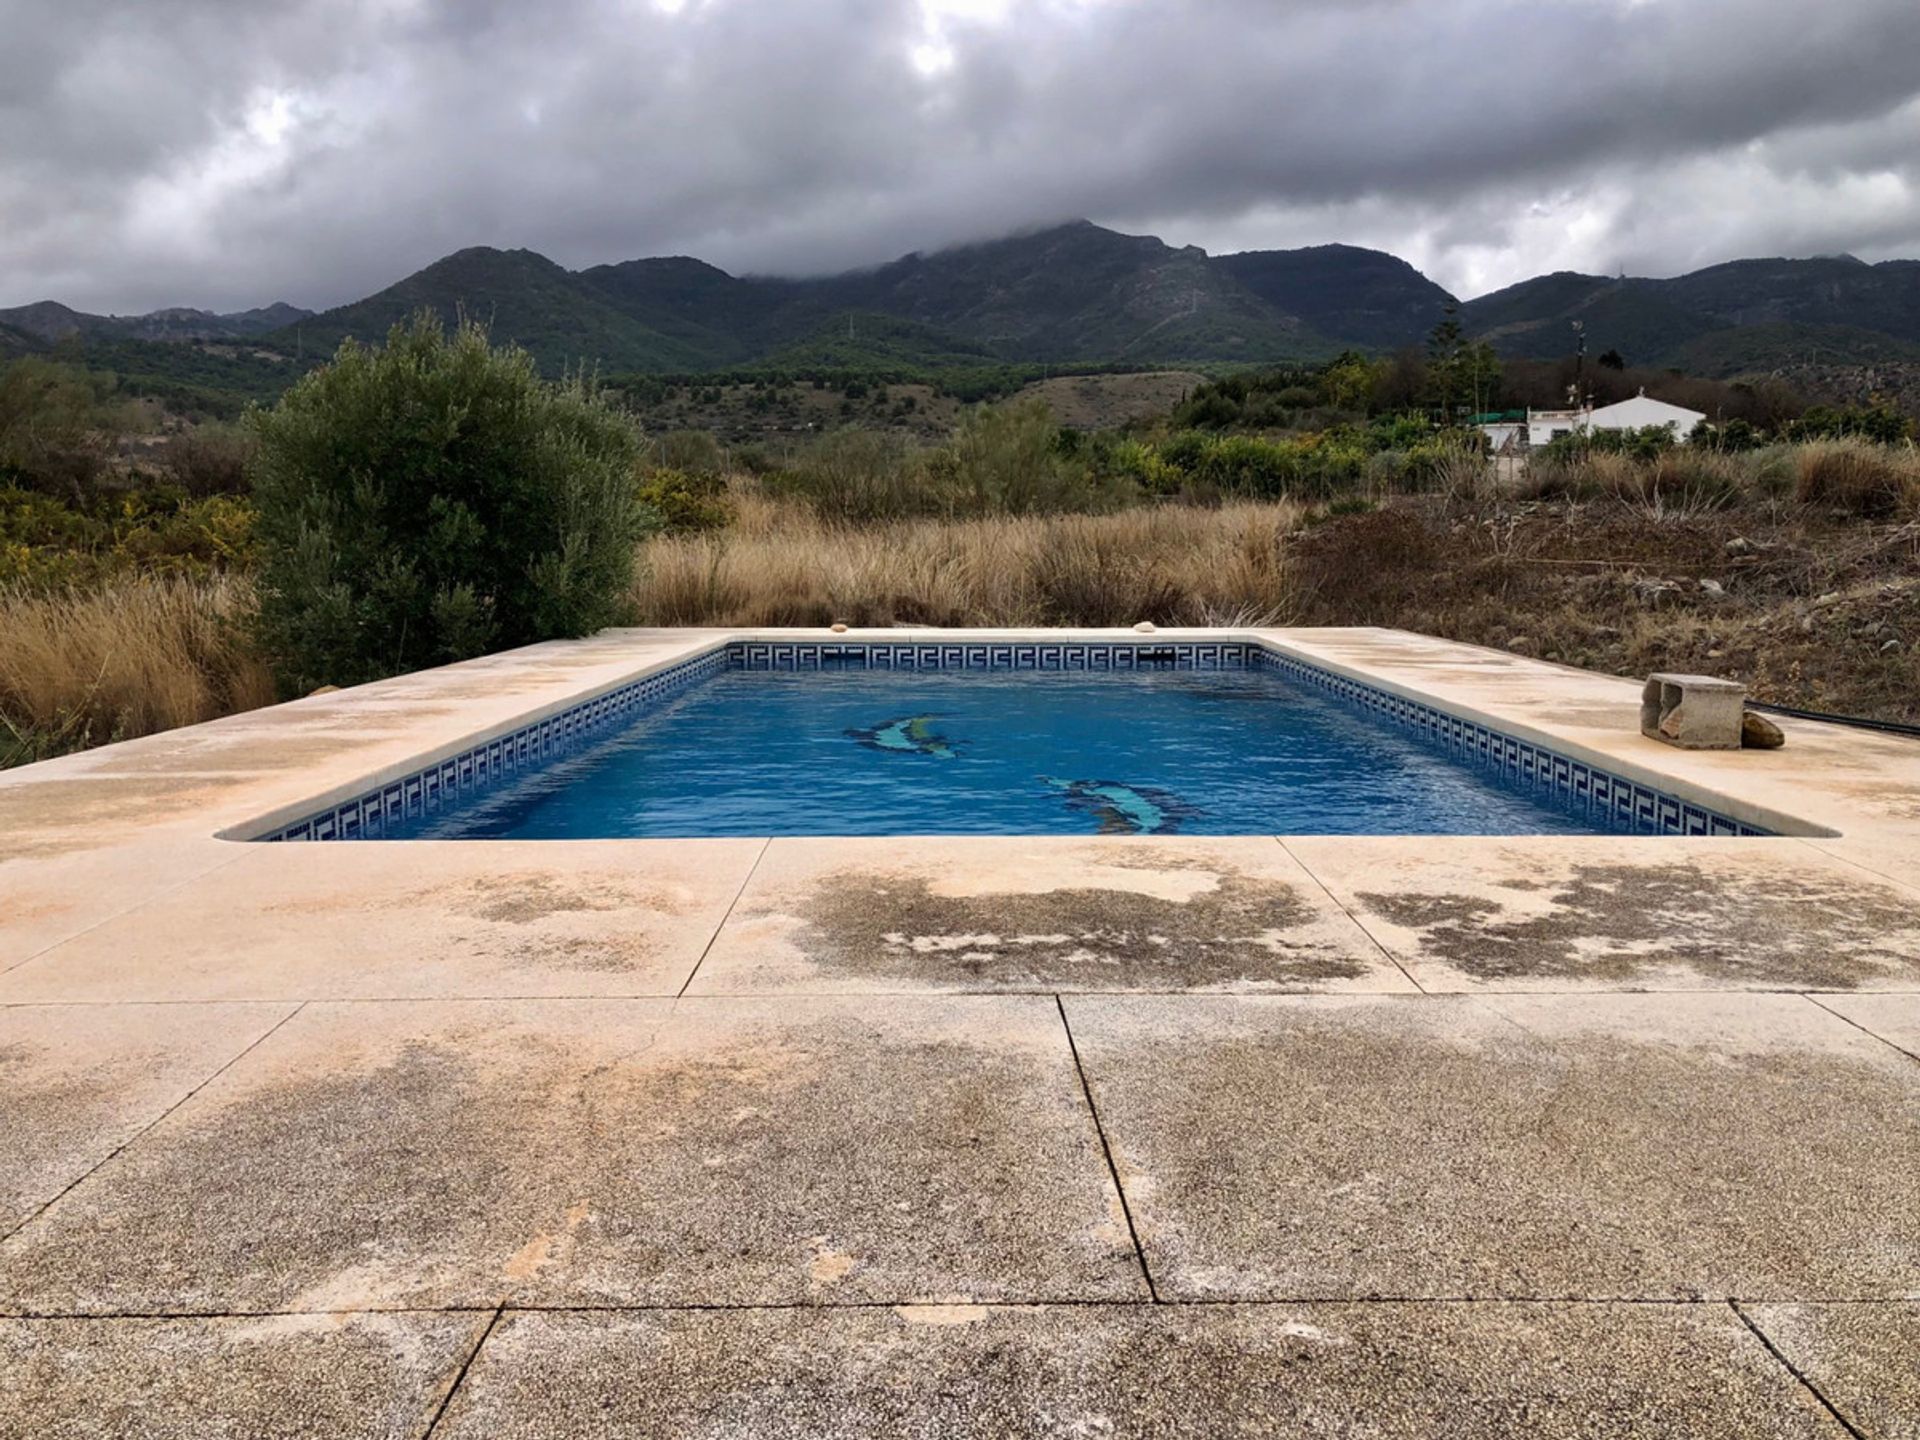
left=1088, top=435, right=1179, bottom=496
left=0, top=358, right=109, bottom=500
left=156, top=423, right=255, bottom=496
left=1637, top=450, right=1745, bottom=513
left=935, top=397, right=1124, bottom=515
left=1694, top=417, right=1763, bottom=454
left=649, top=429, right=727, bottom=474
left=636, top=468, right=732, bottom=532
left=1793, top=440, right=1918, bottom=519
left=1783, top=404, right=1913, bottom=445
left=0, top=484, right=256, bottom=588
left=248, top=314, right=644, bottom=693
left=1539, top=424, right=1680, bottom=464
left=771, top=428, right=936, bottom=522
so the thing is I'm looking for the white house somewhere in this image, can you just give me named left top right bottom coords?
left=1585, top=390, right=1706, bottom=441
left=1481, top=389, right=1707, bottom=452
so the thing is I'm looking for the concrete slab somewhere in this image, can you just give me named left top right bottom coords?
left=0, top=840, right=765, bottom=1002
left=1810, top=838, right=1920, bottom=896
left=0, top=1312, right=483, bottom=1440
left=1065, top=993, right=1920, bottom=1301
left=434, top=1302, right=1841, bottom=1439
left=691, top=835, right=1408, bottom=994
left=0, top=837, right=246, bottom=973
left=0, top=996, right=1140, bottom=1313
left=1285, top=836, right=1920, bottom=991
left=1258, top=627, right=1920, bottom=842
left=0, top=1002, right=296, bottom=1237
left=1744, top=1303, right=1920, bottom=1439
left=1813, top=994, right=1920, bottom=1060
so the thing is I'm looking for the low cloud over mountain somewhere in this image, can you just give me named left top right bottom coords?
left=6, top=0, right=1920, bottom=314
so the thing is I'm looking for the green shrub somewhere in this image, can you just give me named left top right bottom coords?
left=156, top=423, right=256, bottom=496
left=636, top=468, right=732, bottom=532
left=1540, top=424, right=1680, bottom=464
left=1783, top=404, right=1913, bottom=445
left=0, top=484, right=256, bottom=588
left=248, top=314, right=643, bottom=693
left=1089, top=435, right=1179, bottom=496
left=771, top=428, right=937, bottom=522
left=936, top=397, right=1125, bottom=515
left=1694, top=417, right=1763, bottom=454
left=650, top=428, right=727, bottom=473
left=0, top=358, right=110, bottom=500
left=1154, top=430, right=1371, bottom=500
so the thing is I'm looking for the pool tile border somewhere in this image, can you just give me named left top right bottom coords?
left=255, top=645, right=731, bottom=842
left=1249, top=649, right=1761, bottom=837
left=252, top=640, right=1768, bottom=842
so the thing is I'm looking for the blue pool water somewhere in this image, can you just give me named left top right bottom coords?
left=382, top=663, right=1639, bottom=839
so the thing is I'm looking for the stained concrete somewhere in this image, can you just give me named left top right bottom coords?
left=0, top=837, right=246, bottom=971
left=434, top=1303, right=1841, bottom=1439
left=1744, top=1303, right=1920, bottom=1439
left=0, top=1312, right=483, bottom=1440
left=0, top=839, right=765, bottom=1002
left=5, top=626, right=1920, bottom=1433
left=0, top=996, right=1140, bottom=1314
left=692, top=835, right=1407, bottom=994
left=0, top=1002, right=296, bottom=1236
left=1288, top=836, right=1920, bottom=991
left=1065, top=993, right=1920, bottom=1301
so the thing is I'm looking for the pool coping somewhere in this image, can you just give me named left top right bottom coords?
left=229, top=635, right=1806, bottom=844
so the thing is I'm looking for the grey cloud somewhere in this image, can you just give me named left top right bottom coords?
left=3, top=0, right=1918, bottom=313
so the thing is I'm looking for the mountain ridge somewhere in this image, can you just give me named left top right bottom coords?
left=12, top=223, right=1920, bottom=381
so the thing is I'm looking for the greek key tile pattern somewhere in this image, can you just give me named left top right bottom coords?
left=726, top=640, right=1256, bottom=670
left=253, top=644, right=731, bottom=841
left=1247, top=648, right=1768, bottom=837
left=256, top=639, right=1769, bottom=840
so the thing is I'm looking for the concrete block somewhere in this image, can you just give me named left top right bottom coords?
left=1641, top=673, right=1746, bottom=750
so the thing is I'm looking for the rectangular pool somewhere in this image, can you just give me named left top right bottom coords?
left=324, top=648, right=1736, bottom=840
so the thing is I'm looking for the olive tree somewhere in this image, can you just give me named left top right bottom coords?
left=248, top=314, right=643, bottom=692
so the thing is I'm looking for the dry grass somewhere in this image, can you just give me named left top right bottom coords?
left=0, top=574, right=277, bottom=765
left=1794, top=440, right=1920, bottom=518
left=8, top=447, right=1919, bottom=770
left=628, top=489, right=1306, bottom=627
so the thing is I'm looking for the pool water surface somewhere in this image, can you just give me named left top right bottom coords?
left=381, top=663, right=1643, bottom=839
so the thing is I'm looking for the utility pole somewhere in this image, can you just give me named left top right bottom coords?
left=1567, top=319, right=1591, bottom=419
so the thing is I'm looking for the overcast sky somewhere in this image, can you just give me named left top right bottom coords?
left=6, top=0, right=1920, bottom=315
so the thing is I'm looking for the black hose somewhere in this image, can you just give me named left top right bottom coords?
left=1746, top=700, right=1920, bottom=738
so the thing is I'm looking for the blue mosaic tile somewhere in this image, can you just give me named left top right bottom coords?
left=257, top=639, right=1770, bottom=841
left=1247, top=647, right=1768, bottom=838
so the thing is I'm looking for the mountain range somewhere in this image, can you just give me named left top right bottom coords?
left=7, top=221, right=1920, bottom=380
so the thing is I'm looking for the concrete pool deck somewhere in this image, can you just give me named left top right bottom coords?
left=2, top=626, right=1918, bottom=1437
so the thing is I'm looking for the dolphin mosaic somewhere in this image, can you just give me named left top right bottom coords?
left=1040, top=776, right=1198, bottom=835
left=846, top=714, right=958, bottom=759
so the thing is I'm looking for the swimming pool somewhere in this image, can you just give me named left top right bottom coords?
left=275, top=642, right=1764, bottom=840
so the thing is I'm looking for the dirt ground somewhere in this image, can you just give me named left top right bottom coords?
left=1293, top=500, right=1920, bottom=725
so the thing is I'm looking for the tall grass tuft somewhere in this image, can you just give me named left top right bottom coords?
left=627, top=495, right=1304, bottom=628
left=1793, top=440, right=1920, bottom=519
left=0, top=575, right=276, bottom=765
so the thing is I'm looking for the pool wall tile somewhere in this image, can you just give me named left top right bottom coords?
left=252, top=641, right=1769, bottom=842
